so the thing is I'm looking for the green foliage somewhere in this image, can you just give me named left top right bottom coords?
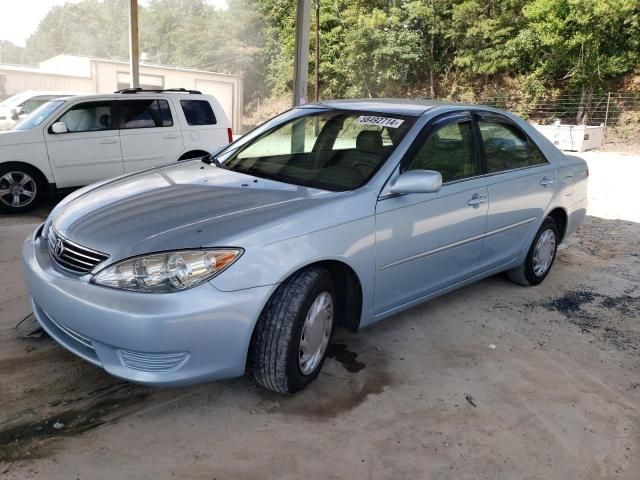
left=25, top=0, right=130, bottom=63
left=11, top=0, right=640, bottom=105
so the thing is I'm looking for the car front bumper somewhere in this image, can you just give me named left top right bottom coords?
left=22, top=225, right=274, bottom=386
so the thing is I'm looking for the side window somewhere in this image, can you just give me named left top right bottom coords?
left=180, top=100, right=216, bottom=126
left=57, top=101, right=113, bottom=133
left=478, top=121, right=529, bottom=173
left=527, top=138, right=549, bottom=166
left=120, top=99, right=173, bottom=129
left=408, top=121, right=476, bottom=183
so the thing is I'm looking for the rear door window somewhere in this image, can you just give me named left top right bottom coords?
left=478, top=121, right=547, bottom=173
left=120, top=99, right=173, bottom=129
left=527, top=139, right=549, bottom=166
left=180, top=100, right=217, bottom=126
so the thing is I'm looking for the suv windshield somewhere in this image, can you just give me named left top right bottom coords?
left=220, top=110, right=414, bottom=191
left=14, top=99, right=67, bottom=130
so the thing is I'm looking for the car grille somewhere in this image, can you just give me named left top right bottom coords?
left=47, top=228, right=110, bottom=273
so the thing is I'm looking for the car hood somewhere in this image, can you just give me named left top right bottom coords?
left=52, top=161, right=333, bottom=259
left=0, top=129, right=41, bottom=145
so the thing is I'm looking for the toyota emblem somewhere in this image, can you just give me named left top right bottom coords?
left=53, top=238, right=65, bottom=257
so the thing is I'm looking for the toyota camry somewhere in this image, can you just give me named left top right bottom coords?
left=22, top=99, right=588, bottom=394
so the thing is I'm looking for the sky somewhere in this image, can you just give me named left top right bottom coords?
left=0, top=0, right=229, bottom=47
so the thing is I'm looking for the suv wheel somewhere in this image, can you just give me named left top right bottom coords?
left=0, top=165, right=44, bottom=214
left=249, top=266, right=336, bottom=394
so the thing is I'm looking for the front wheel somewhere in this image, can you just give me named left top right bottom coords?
left=0, top=165, right=44, bottom=214
left=507, top=217, right=559, bottom=286
left=249, top=267, right=336, bottom=394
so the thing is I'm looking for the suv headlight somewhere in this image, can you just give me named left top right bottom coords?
left=91, top=249, right=242, bottom=293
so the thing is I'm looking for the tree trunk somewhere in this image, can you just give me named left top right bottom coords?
left=576, top=86, right=592, bottom=125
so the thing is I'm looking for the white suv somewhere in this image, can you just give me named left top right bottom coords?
left=0, top=89, right=231, bottom=213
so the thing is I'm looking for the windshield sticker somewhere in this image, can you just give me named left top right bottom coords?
left=356, top=115, right=404, bottom=128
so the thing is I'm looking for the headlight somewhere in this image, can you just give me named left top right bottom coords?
left=91, top=249, right=242, bottom=293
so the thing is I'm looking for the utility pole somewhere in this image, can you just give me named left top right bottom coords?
left=603, top=92, right=612, bottom=138
left=314, top=0, right=320, bottom=103
left=128, top=0, right=140, bottom=88
left=292, top=0, right=311, bottom=107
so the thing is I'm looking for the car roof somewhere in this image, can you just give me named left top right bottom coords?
left=67, top=92, right=210, bottom=102
left=308, top=98, right=472, bottom=116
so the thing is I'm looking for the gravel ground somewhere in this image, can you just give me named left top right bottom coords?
left=0, top=151, right=639, bottom=479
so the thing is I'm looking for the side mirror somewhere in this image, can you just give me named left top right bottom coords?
left=51, top=121, right=68, bottom=134
left=389, top=169, right=442, bottom=194
left=10, top=107, right=22, bottom=120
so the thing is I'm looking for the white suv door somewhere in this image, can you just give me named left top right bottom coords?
left=118, top=98, right=185, bottom=172
left=45, top=100, right=124, bottom=188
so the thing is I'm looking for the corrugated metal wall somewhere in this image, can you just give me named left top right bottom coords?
left=0, top=59, right=243, bottom=131
left=0, top=68, right=93, bottom=95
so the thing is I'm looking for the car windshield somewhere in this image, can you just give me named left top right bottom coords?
left=0, top=92, right=30, bottom=111
left=13, top=99, right=67, bottom=130
left=219, top=110, right=415, bottom=191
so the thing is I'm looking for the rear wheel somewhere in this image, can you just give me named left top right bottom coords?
left=0, top=165, right=45, bottom=214
left=249, top=267, right=336, bottom=394
left=507, top=217, right=559, bottom=286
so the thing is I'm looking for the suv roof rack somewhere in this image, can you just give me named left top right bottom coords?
left=114, top=88, right=203, bottom=94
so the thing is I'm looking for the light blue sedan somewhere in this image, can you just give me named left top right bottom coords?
left=22, top=100, right=588, bottom=393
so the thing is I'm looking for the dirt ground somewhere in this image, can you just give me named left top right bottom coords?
left=1, top=151, right=639, bottom=479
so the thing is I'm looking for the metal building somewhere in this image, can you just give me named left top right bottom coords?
left=0, top=54, right=243, bottom=131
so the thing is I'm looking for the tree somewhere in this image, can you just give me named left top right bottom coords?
left=517, top=0, right=640, bottom=121
left=0, top=41, right=26, bottom=65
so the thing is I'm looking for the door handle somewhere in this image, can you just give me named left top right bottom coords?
left=98, top=138, right=117, bottom=144
left=162, top=133, right=181, bottom=139
left=468, top=193, right=488, bottom=207
left=540, top=176, right=554, bottom=186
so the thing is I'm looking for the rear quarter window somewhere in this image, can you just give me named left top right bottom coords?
left=180, top=100, right=217, bottom=126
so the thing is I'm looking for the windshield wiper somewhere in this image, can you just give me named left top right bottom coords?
left=202, top=144, right=245, bottom=167
left=201, top=154, right=222, bottom=167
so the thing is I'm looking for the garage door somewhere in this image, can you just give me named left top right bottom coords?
left=195, top=79, right=234, bottom=126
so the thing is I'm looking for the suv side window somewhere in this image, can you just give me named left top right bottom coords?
left=408, top=121, right=476, bottom=183
left=180, top=100, right=216, bottom=126
left=120, top=99, right=173, bottom=129
left=57, top=101, right=113, bottom=132
left=478, top=121, right=530, bottom=173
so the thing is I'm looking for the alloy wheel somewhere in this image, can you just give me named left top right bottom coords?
left=0, top=171, right=37, bottom=208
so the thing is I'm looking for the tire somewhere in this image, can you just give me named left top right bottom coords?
left=249, top=267, right=336, bottom=394
left=0, top=164, right=45, bottom=214
left=507, top=217, right=559, bottom=286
